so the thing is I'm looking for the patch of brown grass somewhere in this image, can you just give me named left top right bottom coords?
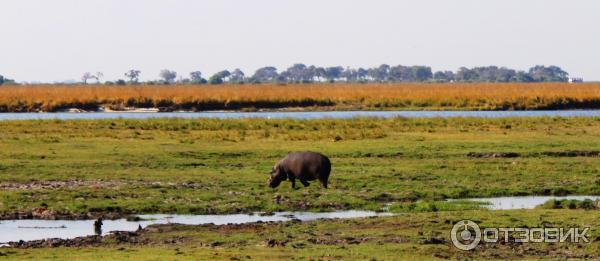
left=0, top=83, right=599, bottom=112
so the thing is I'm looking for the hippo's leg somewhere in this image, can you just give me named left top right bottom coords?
left=300, top=179, right=310, bottom=187
left=319, top=179, right=328, bottom=189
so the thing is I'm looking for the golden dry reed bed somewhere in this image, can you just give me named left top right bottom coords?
left=1, top=83, right=599, bottom=112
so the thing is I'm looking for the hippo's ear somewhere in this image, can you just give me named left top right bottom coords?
left=268, top=163, right=277, bottom=173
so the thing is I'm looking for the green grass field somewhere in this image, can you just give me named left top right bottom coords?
left=0, top=117, right=599, bottom=259
left=0, top=117, right=598, bottom=216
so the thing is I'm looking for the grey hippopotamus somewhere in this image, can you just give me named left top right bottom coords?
left=268, top=152, right=331, bottom=189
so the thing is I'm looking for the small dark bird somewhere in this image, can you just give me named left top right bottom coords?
left=94, top=218, right=103, bottom=236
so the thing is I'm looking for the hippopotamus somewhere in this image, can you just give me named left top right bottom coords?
left=268, top=152, right=331, bottom=189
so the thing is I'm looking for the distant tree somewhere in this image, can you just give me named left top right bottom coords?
left=219, top=70, right=231, bottom=81
left=306, top=65, right=319, bottom=82
left=251, top=67, right=279, bottom=83
left=313, top=67, right=327, bottom=82
left=190, top=71, right=207, bottom=84
left=412, top=66, right=433, bottom=82
left=81, top=72, right=94, bottom=84
left=463, top=66, right=514, bottom=82
left=528, top=65, right=569, bottom=82
left=433, top=71, right=455, bottom=82
left=455, top=67, right=478, bottom=82
left=283, top=63, right=313, bottom=83
left=229, top=69, right=246, bottom=83
left=368, top=64, right=390, bottom=82
left=514, top=71, right=534, bottom=83
left=93, top=72, right=104, bottom=84
left=494, top=67, right=517, bottom=82
left=178, top=77, right=191, bottom=84
left=389, top=65, right=412, bottom=82
left=115, top=79, right=127, bottom=85
left=209, top=76, right=223, bottom=85
left=357, top=68, right=369, bottom=82
left=474, top=66, right=497, bottom=82
left=324, top=66, right=344, bottom=82
left=342, top=68, right=358, bottom=82
left=0, top=75, right=4, bottom=85
left=125, top=70, right=141, bottom=84
left=159, top=69, right=177, bottom=84
left=209, top=70, right=231, bottom=85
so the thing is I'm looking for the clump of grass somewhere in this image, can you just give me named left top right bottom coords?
left=0, top=83, right=599, bottom=112
left=537, top=199, right=599, bottom=210
left=388, top=200, right=488, bottom=213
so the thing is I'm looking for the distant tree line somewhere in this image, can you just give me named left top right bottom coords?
left=112, top=64, right=569, bottom=85
left=1, top=64, right=572, bottom=86
left=245, top=64, right=570, bottom=84
left=0, top=75, right=16, bottom=86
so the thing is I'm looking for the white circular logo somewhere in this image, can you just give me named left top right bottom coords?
left=451, top=220, right=482, bottom=250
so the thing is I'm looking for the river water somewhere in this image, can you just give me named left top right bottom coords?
left=0, top=110, right=599, bottom=121
left=461, top=195, right=600, bottom=210
left=0, top=211, right=391, bottom=243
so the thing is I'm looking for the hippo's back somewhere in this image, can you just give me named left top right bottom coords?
left=284, top=152, right=330, bottom=178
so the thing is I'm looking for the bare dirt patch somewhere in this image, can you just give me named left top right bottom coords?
left=0, top=180, right=205, bottom=191
left=0, top=180, right=128, bottom=191
left=467, top=152, right=520, bottom=158
left=6, top=231, right=147, bottom=249
left=539, top=150, right=600, bottom=157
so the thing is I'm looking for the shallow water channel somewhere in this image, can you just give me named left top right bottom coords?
left=461, top=195, right=600, bottom=210
left=1, top=196, right=599, bottom=244
left=0, top=211, right=390, bottom=243
left=0, top=110, right=599, bottom=121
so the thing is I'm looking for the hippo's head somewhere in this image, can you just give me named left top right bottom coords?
left=268, top=163, right=287, bottom=188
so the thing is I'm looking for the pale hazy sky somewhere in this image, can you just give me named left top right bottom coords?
left=1, top=0, right=599, bottom=82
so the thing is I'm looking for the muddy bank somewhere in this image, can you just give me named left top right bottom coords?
left=467, top=152, right=520, bottom=158
left=6, top=230, right=146, bottom=248
left=0, top=180, right=128, bottom=191
left=537, top=150, right=600, bottom=157
left=2, top=98, right=600, bottom=113
left=467, top=150, right=600, bottom=158
left=1, top=100, right=336, bottom=113
left=0, top=208, right=129, bottom=221
left=0, top=180, right=203, bottom=191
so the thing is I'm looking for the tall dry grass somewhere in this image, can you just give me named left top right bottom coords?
left=0, top=83, right=599, bottom=112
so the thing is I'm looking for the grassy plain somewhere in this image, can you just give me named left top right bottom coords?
left=1, top=83, right=600, bottom=112
left=4, top=210, right=600, bottom=260
left=1, top=116, right=599, bottom=259
left=0, top=117, right=598, bottom=216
